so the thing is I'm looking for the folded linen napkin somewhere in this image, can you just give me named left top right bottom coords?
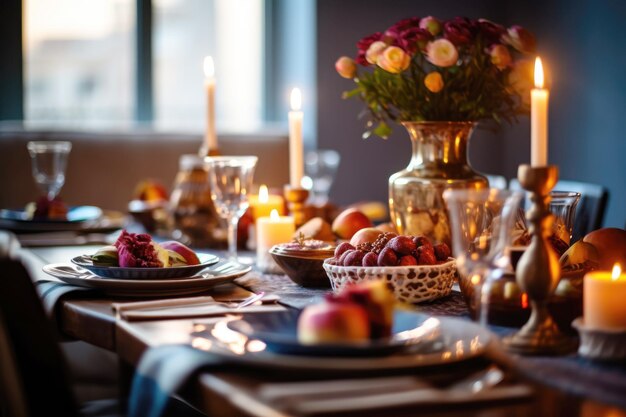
left=129, top=344, right=229, bottom=417
left=113, top=296, right=286, bottom=321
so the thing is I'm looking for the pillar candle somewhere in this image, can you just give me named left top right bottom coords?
left=584, top=264, right=626, bottom=329
left=288, top=88, right=304, bottom=187
left=531, top=57, right=549, bottom=167
left=256, top=209, right=295, bottom=272
left=204, top=56, right=218, bottom=153
left=248, top=185, right=285, bottom=221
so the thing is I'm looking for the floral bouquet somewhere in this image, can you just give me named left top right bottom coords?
left=335, top=16, right=537, bottom=138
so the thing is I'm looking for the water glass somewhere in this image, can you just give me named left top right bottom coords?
left=302, top=149, right=340, bottom=205
left=549, top=191, right=581, bottom=245
left=27, top=141, right=72, bottom=200
left=205, top=156, right=257, bottom=263
left=443, top=189, right=524, bottom=326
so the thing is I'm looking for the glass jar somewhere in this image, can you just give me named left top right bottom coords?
left=169, top=154, right=226, bottom=248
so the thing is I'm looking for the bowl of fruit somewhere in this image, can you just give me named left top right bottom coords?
left=270, top=238, right=335, bottom=288
left=323, top=230, right=457, bottom=304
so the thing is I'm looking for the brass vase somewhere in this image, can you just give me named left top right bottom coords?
left=389, top=121, right=488, bottom=245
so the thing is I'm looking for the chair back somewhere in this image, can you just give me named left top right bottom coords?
left=0, top=233, right=79, bottom=417
left=509, top=179, right=609, bottom=242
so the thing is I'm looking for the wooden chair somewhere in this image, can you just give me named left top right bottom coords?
left=509, top=179, right=609, bottom=242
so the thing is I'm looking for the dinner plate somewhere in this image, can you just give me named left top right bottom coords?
left=70, top=253, right=220, bottom=279
left=227, top=310, right=443, bottom=357
left=194, top=313, right=491, bottom=372
left=0, top=206, right=122, bottom=233
left=42, top=261, right=252, bottom=297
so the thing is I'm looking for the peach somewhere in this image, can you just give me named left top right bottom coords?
left=583, top=228, right=626, bottom=270
left=349, top=227, right=383, bottom=247
left=159, top=241, right=200, bottom=265
left=376, top=222, right=398, bottom=234
left=331, top=208, right=373, bottom=240
left=297, top=302, right=370, bottom=344
left=337, top=281, right=395, bottom=338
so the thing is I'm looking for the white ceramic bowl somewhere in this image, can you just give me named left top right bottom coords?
left=323, top=258, right=457, bottom=304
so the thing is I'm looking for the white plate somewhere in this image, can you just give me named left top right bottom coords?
left=192, top=315, right=491, bottom=372
left=42, top=261, right=252, bottom=297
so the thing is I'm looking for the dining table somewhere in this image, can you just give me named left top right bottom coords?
left=15, top=234, right=626, bottom=417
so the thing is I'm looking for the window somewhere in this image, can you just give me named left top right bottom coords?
left=24, top=0, right=135, bottom=126
left=22, top=0, right=264, bottom=131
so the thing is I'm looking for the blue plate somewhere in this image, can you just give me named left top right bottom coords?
left=227, top=309, right=442, bottom=357
left=71, top=252, right=220, bottom=280
left=0, top=205, right=103, bottom=223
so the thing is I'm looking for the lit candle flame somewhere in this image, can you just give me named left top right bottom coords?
left=258, top=184, right=269, bottom=203
left=270, top=209, right=280, bottom=221
left=534, top=57, right=544, bottom=89
left=612, top=263, right=622, bottom=281
left=203, top=56, right=214, bottom=77
left=290, top=88, right=302, bottom=111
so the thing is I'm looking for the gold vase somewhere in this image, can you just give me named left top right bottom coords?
left=389, top=121, right=488, bottom=245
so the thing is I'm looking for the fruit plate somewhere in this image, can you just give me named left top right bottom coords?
left=42, top=261, right=251, bottom=297
left=70, top=253, right=220, bottom=280
left=323, top=259, right=458, bottom=304
left=194, top=313, right=491, bottom=371
left=227, top=309, right=442, bottom=357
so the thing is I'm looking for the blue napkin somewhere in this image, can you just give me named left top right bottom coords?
left=128, top=344, right=226, bottom=417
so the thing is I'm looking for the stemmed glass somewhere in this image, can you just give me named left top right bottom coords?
left=302, top=149, right=341, bottom=205
left=205, top=156, right=257, bottom=263
left=27, top=141, right=72, bottom=200
left=443, top=188, right=523, bottom=326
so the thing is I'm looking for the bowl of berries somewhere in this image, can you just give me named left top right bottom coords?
left=323, top=232, right=457, bottom=304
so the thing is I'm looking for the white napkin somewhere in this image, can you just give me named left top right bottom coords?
left=112, top=295, right=285, bottom=321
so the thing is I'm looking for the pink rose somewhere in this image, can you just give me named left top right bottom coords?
left=426, top=39, right=459, bottom=67
left=366, top=41, right=388, bottom=64
left=489, top=44, right=512, bottom=70
left=424, top=71, right=444, bottom=93
left=503, top=26, right=536, bottom=54
left=377, top=46, right=411, bottom=74
left=356, top=32, right=384, bottom=65
left=335, top=56, right=357, bottom=79
left=399, top=27, right=432, bottom=55
left=419, top=16, right=442, bottom=36
left=443, top=17, right=474, bottom=45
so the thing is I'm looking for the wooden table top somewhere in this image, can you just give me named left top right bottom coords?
left=26, top=245, right=626, bottom=417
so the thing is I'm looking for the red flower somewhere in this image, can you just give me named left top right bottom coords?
left=398, top=27, right=432, bottom=55
left=443, top=17, right=475, bottom=45
left=356, top=32, right=384, bottom=65
left=384, top=17, right=421, bottom=42
left=477, top=19, right=506, bottom=44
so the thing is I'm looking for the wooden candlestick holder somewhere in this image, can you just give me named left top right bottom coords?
left=503, top=164, right=576, bottom=355
left=283, top=186, right=310, bottom=228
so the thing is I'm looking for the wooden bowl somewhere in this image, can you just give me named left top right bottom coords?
left=270, top=242, right=335, bottom=288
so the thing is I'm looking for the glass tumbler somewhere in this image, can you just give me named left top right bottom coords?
left=549, top=191, right=581, bottom=246
left=302, top=149, right=340, bottom=205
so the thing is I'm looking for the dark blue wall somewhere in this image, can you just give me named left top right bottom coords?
left=316, top=0, right=625, bottom=228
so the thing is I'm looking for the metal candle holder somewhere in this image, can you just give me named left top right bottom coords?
left=284, top=185, right=310, bottom=228
left=503, top=164, right=576, bottom=355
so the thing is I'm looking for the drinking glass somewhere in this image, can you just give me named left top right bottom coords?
left=205, top=156, right=257, bottom=263
left=27, top=141, right=72, bottom=200
left=302, top=149, right=340, bottom=205
left=443, top=189, right=524, bottom=326
left=549, top=191, right=580, bottom=246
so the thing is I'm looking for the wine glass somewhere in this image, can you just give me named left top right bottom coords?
left=27, top=141, right=72, bottom=200
left=205, top=156, right=257, bottom=263
left=443, top=188, right=523, bottom=326
left=302, top=149, right=340, bottom=205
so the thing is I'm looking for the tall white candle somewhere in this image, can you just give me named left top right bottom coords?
left=288, top=88, right=304, bottom=187
left=204, top=56, right=218, bottom=153
left=531, top=57, right=549, bottom=167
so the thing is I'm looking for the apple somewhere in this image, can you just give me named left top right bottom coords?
left=331, top=208, right=373, bottom=240
left=583, top=228, right=626, bottom=270
left=349, top=227, right=383, bottom=247
left=160, top=241, right=200, bottom=265
left=376, top=222, right=398, bottom=234
left=297, top=301, right=370, bottom=344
